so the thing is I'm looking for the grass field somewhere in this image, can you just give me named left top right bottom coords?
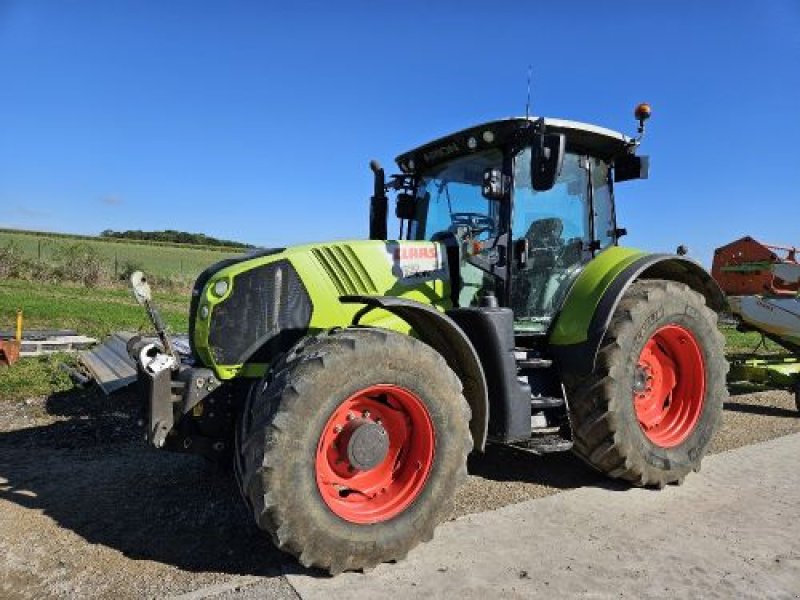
left=0, top=229, right=245, bottom=279
left=0, top=278, right=188, bottom=339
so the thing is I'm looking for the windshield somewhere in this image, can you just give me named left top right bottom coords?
left=409, top=149, right=503, bottom=242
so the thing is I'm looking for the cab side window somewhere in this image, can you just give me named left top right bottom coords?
left=591, top=158, right=616, bottom=250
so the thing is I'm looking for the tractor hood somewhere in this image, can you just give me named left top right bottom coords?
left=189, top=240, right=451, bottom=379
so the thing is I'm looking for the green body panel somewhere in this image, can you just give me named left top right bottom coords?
left=193, top=240, right=451, bottom=379
left=549, top=246, right=647, bottom=346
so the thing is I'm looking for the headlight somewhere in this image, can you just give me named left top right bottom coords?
left=212, top=279, right=229, bottom=297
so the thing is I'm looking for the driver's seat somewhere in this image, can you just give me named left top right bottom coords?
left=512, top=218, right=565, bottom=319
left=525, top=217, right=563, bottom=252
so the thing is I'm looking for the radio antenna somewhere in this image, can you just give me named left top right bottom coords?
left=525, top=65, right=532, bottom=119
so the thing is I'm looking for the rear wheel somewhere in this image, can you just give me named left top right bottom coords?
left=567, top=280, right=728, bottom=487
left=235, top=328, right=472, bottom=574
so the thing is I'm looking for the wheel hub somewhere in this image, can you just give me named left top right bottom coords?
left=340, top=419, right=389, bottom=471
left=633, top=365, right=650, bottom=394
left=632, top=325, right=705, bottom=448
left=315, top=384, right=436, bottom=524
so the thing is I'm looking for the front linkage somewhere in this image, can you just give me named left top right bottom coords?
left=128, top=271, right=240, bottom=459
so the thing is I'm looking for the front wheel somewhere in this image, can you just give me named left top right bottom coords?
left=567, top=280, right=728, bottom=487
left=235, top=328, right=472, bottom=574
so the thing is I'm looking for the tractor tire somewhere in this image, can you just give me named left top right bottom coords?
left=234, top=328, right=472, bottom=574
left=566, top=280, right=728, bottom=487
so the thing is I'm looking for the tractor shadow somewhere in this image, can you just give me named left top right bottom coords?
left=0, top=386, right=284, bottom=577
left=467, top=443, right=628, bottom=492
left=726, top=382, right=798, bottom=418
left=723, top=400, right=798, bottom=419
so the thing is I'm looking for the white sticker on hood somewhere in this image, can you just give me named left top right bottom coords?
left=386, top=242, right=449, bottom=286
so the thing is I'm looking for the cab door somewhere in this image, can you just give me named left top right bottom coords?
left=510, top=149, right=592, bottom=332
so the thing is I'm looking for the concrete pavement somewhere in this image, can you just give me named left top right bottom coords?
left=285, top=433, right=800, bottom=599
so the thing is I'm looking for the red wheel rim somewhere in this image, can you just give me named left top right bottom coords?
left=633, top=325, right=705, bottom=448
left=315, top=384, right=435, bottom=524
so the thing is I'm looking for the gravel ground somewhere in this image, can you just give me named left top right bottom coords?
left=0, top=385, right=798, bottom=599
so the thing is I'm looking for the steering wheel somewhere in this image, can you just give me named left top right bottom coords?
left=450, top=212, right=496, bottom=237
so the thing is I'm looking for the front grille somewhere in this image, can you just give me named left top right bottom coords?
left=207, top=260, right=311, bottom=365
left=311, top=245, right=378, bottom=296
left=188, top=248, right=284, bottom=363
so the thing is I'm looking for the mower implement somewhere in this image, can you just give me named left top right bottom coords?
left=129, top=105, right=729, bottom=573
left=713, top=236, right=800, bottom=410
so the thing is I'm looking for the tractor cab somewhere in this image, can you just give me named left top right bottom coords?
left=388, top=117, right=649, bottom=334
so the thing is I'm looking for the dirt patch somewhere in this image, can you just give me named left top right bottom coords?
left=0, top=385, right=797, bottom=598
left=0, top=389, right=296, bottom=599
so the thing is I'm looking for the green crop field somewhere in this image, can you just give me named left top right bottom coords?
left=0, top=229, right=245, bottom=279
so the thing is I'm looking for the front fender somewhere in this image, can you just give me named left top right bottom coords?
left=550, top=248, right=726, bottom=382
left=341, top=295, right=489, bottom=452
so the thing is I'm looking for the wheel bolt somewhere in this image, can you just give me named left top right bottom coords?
left=333, top=425, right=342, bottom=434
left=346, top=413, right=355, bottom=421
left=363, top=410, right=370, bottom=418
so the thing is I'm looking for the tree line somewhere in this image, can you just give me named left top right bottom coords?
left=99, top=229, right=253, bottom=248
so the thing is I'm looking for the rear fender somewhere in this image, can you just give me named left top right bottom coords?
left=341, top=295, right=489, bottom=452
left=550, top=249, right=726, bottom=384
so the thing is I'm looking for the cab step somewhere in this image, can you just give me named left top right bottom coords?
left=515, top=350, right=553, bottom=371
left=530, top=395, right=564, bottom=410
left=513, top=433, right=574, bottom=454
left=518, top=358, right=553, bottom=370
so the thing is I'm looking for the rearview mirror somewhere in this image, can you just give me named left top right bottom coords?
left=531, top=133, right=565, bottom=191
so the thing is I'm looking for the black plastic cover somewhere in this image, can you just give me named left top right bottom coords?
left=448, top=307, right=531, bottom=443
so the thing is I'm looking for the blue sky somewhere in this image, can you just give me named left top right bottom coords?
left=1, top=0, right=798, bottom=266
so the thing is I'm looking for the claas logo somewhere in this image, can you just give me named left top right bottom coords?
left=393, top=246, right=438, bottom=261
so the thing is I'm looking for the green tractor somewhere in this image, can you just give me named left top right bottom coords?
left=130, top=105, right=728, bottom=573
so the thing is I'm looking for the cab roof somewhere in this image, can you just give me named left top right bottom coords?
left=395, top=117, right=635, bottom=173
